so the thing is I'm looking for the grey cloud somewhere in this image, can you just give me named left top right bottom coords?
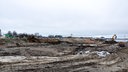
left=0, top=0, right=128, bottom=36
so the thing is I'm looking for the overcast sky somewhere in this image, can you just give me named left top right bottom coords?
left=0, top=0, right=128, bottom=36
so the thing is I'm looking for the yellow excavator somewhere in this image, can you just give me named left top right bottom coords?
left=104, top=34, right=117, bottom=44
left=112, top=34, right=117, bottom=41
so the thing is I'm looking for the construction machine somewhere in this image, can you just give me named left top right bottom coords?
left=103, top=34, right=117, bottom=44
left=112, top=34, right=117, bottom=41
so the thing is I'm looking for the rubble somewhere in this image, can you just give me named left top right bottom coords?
left=103, top=40, right=117, bottom=44
left=27, top=35, right=41, bottom=43
left=118, top=42, right=125, bottom=47
left=96, top=51, right=110, bottom=57
left=40, top=38, right=61, bottom=44
left=76, top=50, right=110, bottom=58
left=0, top=37, right=128, bottom=72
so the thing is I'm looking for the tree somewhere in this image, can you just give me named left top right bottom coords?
left=12, top=31, right=17, bottom=37
left=55, top=35, right=63, bottom=38
left=48, top=35, right=54, bottom=38
left=35, top=33, right=39, bottom=36
left=0, top=29, right=1, bottom=36
left=7, top=31, right=12, bottom=36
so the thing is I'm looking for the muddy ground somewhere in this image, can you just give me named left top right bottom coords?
left=0, top=38, right=128, bottom=72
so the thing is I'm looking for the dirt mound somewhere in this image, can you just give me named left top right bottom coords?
left=0, top=38, right=128, bottom=72
left=40, top=38, right=61, bottom=44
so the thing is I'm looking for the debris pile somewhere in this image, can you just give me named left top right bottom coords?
left=0, top=36, right=128, bottom=72
left=118, top=42, right=125, bottom=47
left=40, top=38, right=61, bottom=44
left=27, top=35, right=40, bottom=43
left=96, top=51, right=110, bottom=57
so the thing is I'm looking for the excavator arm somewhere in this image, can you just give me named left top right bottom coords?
left=112, top=34, right=117, bottom=41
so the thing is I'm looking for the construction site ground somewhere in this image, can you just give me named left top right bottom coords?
left=0, top=38, right=128, bottom=72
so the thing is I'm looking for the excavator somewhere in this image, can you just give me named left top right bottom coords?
left=112, top=34, right=117, bottom=41
left=104, top=34, right=117, bottom=44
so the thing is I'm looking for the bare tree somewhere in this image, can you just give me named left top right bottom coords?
left=0, top=29, right=1, bottom=36
left=12, top=31, right=17, bottom=37
left=7, top=31, right=12, bottom=36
